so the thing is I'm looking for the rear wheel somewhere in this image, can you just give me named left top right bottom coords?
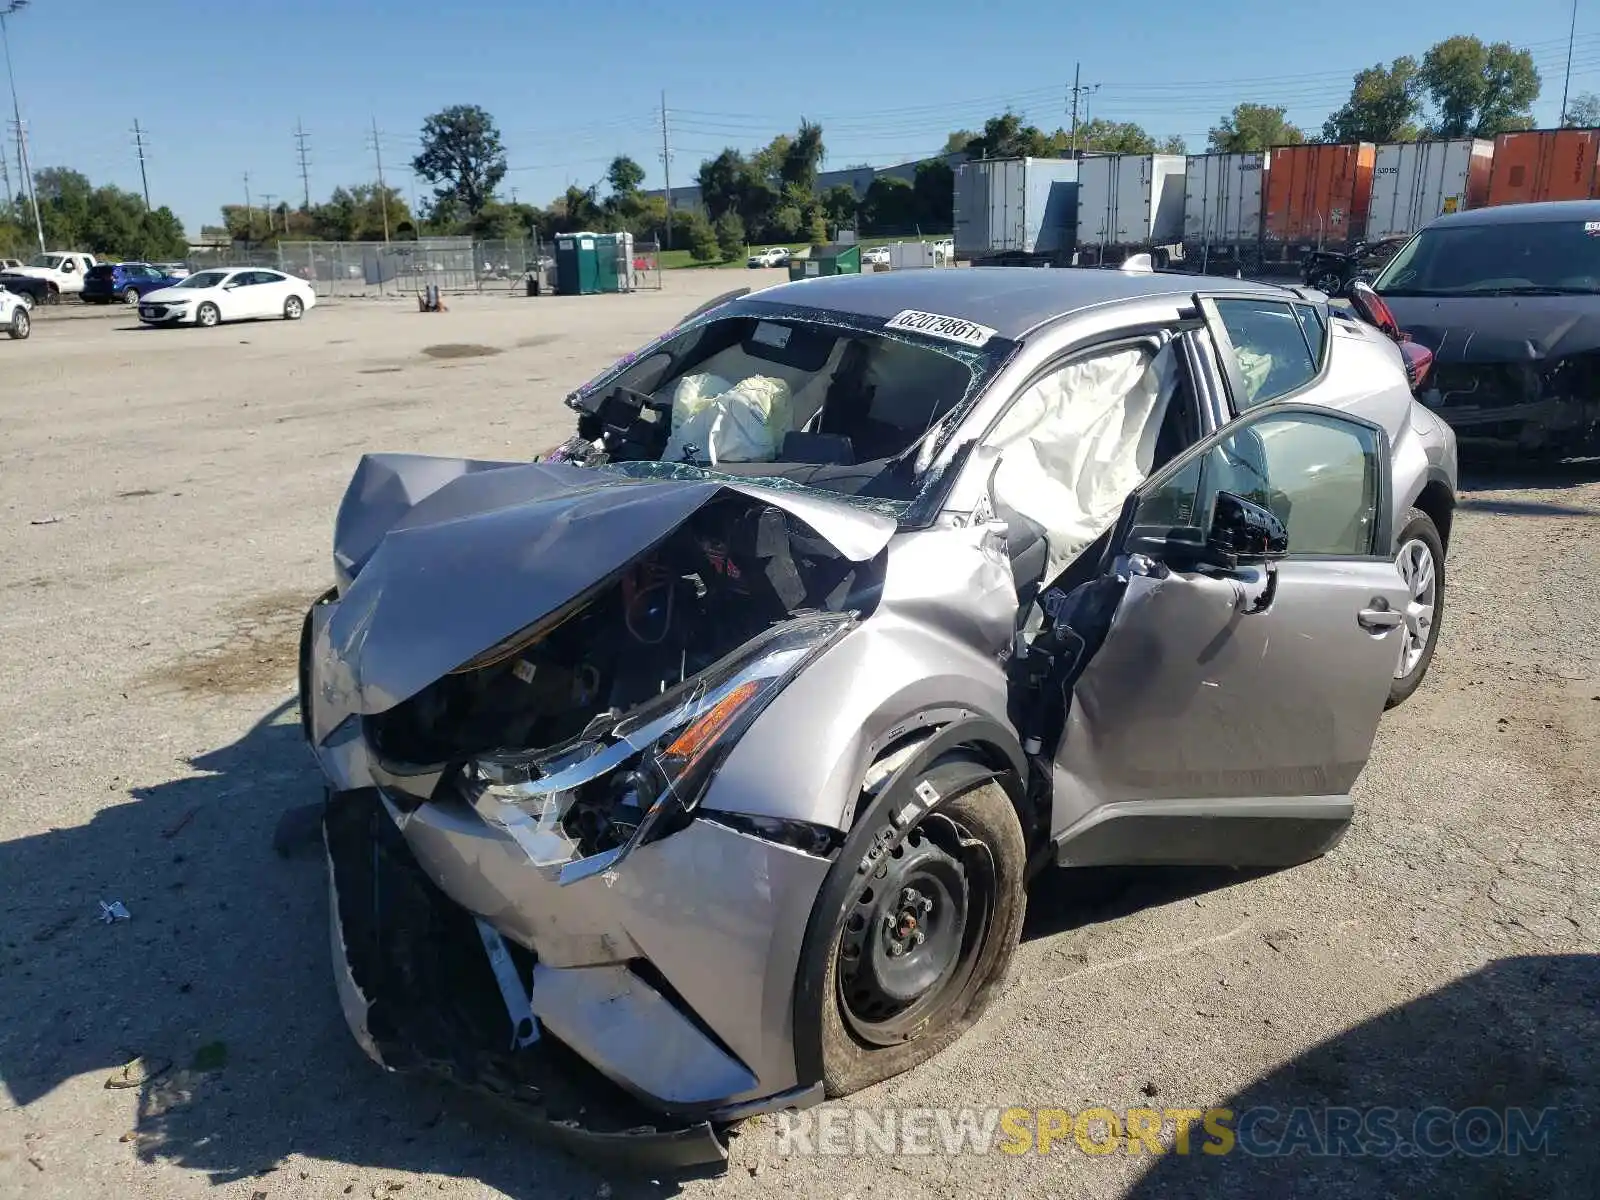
left=1311, top=268, right=1345, bottom=295
left=283, top=294, right=304, bottom=320
left=812, top=776, right=1025, bottom=1097
left=46, top=283, right=59, bottom=305
left=1386, top=508, right=1445, bottom=708
left=9, top=307, right=30, bottom=339
left=196, top=302, right=220, bottom=328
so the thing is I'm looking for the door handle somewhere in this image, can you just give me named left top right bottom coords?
left=1358, top=603, right=1404, bottom=631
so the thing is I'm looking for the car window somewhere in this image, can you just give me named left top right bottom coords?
left=1132, top=410, right=1382, bottom=557
left=235, top=271, right=264, bottom=286
left=1375, top=219, right=1600, bottom=295
left=1211, top=298, right=1318, bottom=410
left=1294, top=303, right=1327, bottom=363
left=256, top=270, right=285, bottom=283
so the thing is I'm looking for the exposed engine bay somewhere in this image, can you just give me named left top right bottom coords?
left=361, top=495, right=873, bottom=859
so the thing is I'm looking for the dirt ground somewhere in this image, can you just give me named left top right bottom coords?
left=1, top=275, right=1596, bottom=1200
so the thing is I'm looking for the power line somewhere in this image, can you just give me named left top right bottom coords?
left=0, top=2, right=43, bottom=254
left=132, top=118, right=151, bottom=208
left=294, top=119, right=311, bottom=209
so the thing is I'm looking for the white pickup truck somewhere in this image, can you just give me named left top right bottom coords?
left=8, top=251, right=98, bottom=297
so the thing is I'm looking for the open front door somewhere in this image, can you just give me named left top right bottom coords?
left=1034, top=402, right=1409, bottom=869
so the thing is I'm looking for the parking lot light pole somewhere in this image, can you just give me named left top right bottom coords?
left=1, top=0, right=44, bottom=254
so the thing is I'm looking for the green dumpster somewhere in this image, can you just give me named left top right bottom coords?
left=788, top=243, right=862, bottom=281
left=554, top=233, right=601, bottom=295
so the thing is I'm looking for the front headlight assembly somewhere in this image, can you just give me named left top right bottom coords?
left=465, top=612, right=852, bottom=880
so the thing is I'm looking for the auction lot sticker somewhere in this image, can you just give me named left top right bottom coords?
left=885, top=309, right=998, bottom=347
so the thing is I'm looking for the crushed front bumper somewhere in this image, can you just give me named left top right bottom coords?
left=322, top=787, right=734, bottom=1170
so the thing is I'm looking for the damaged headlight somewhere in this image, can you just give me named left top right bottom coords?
left=466, top=612, right=852, bottom=873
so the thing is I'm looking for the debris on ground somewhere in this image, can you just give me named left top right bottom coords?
left=162, top=807, right=199, bottom=839
left=98, top=900, right=132, bottom=923
left=106, top=1055, right=172, bottom=1090
left=29, top=515, right=63, bottom=526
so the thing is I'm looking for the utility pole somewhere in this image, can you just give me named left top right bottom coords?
left=243, top=170, right=252, bottom=241
left=1561, top=0, right=1579, bottom=124
left=132, top=118, right=151, bottom=208
left=369, top=116, right=390, bottom=243
left=261, top=193, right=277, bottom=234
left=294, top=118, right=312, bottom=209
left=1, top=2, right=44, bottom=253
left=1067, top=65, right=1101, bottom=158
left=660, top=90, right=673, bottom=250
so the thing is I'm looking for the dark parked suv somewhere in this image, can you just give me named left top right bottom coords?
left=81, top=262, right=181, bottom=305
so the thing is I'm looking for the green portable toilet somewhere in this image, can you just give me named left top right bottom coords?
left=788, top=243, right=862, bottom=281
left=593, top=232, right=636, bottom=293
left=554, top=232, right=601, bottom=295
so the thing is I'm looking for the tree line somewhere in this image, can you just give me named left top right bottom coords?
left=2, top=170, right=187, bottom=261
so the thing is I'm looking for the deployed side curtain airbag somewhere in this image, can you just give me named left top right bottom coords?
left=988, top=343, right=1176, bottom=582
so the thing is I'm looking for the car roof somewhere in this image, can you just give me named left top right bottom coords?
left=744, top=266, right=1297, bottom=339
left=1426, top=199, right=1600, bottom=228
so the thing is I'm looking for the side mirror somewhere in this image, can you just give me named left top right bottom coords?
left=1205, top=490, right=1288, bottom=568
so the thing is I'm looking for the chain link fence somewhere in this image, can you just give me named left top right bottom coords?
left=184, top=237, right=564, bottom=298
left=179, top=235, right=665, bottom=297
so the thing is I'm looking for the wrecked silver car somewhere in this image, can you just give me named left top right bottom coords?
left=299, top=269, right=1457, bottom=1166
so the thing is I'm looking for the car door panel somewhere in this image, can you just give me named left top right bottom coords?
left=1032, top=403, right=1408, bottom=869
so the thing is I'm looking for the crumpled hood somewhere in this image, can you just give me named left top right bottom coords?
left=319, top=453, right=897, bottom=715
left=1383, top=294, right=1600, bottom=364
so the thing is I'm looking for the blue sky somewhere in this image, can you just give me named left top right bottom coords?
left=4, top=0, right=1599, bottom=236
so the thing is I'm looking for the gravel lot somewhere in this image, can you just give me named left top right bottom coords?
left=1, top=275, right=1596, bottom=1199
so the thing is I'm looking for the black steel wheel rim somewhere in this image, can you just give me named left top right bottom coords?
left=837, top=811, right=995, bottom=1045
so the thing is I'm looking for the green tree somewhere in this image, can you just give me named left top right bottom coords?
left=943, top=130, right=977, bottom=155
left=781, top=120, right=825, bottom=193
left=819, top=184, right=859, bottom=231
left=966, top=112, right=1054, bottom=159
left=411, top=104, right=508, bottom=216
left=1322, top=58, right=1423, bottom=143
left=1563, top=91, right=1600, bottom=126
left=688, top=214, right=721, bottom=262
left=696, top=149, right=748, bottom=222
left=714, top=211, right=746, bottom=260
left=606, top=155, right=646, bottom=198
left=1419, top=36, right=1540, bottom=137
left=1069, top=119, right=1173, bottom=155
left=860, top=176, right=916, bottom=234
left=1208, top=104, right=1304, bottom=152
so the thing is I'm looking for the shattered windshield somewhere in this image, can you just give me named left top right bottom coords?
left=1376, top=220, right=1600, bottom=296
left=562, top=299, right=1016, bottom=524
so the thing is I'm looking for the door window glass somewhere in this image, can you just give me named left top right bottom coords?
left=1213, top=298, right=1317, bottom=409
left=1132, top=411, right=1381, bottom=556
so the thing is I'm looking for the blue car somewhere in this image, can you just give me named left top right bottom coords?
left=81, top=261, right=183, bottom=305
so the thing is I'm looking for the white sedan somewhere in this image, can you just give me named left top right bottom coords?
left=138, top=267, right=316, bottom=327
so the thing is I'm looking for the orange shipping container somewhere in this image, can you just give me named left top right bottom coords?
left=1487, top=129, right=1600, bottom=205
left=1263, top=142, right=1376, bottom=246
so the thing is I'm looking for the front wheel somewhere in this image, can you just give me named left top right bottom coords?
left=123, top=286, right=140, bottom=305
left=283, top=294, right=304, bottom=320
left=196, top=302, right=221, bottom=328
left=9, top=307, right=30, bottom=339
left=1387, top=508, right=1445, bottom=708
left=809, top=776, right=1025, bottom=1097
left=1311, top=268, right=1345, bottom=296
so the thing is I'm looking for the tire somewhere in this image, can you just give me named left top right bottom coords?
left=123, top=287, right=140, bottom=305
left=1386, top=508, right=1445, bottom=708
left=14, top=291, right=33, bottom=311
left=811, top=776, right=1026, bottom=1098
left=9, top=307, right=30, bottom=339
left=46, top=283, right=60, bottom=305
left=283, top=294, right=304, bottom=320
left=196, top=302, right=220, bottom=328
left=1312, top=269, right=1344, bottom=296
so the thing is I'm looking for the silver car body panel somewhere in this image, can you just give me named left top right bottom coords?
left=301, top=268, right=1458, bottom=1138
